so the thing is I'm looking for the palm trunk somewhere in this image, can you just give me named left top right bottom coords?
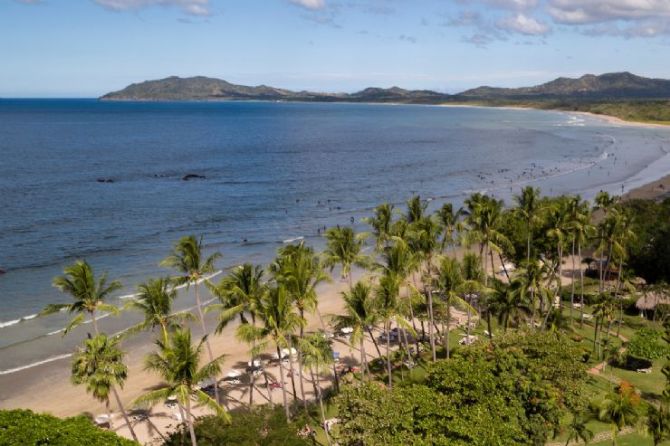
left=91, top=309, right=99, bottom=335
left=286, top=346, right=298, bottom=402
left=367, top=327, right=383, bottom=357
left=427, top=288, right=436, bottom=361
left=527, top=223, right=532, bottom=264
left=360, top=338, right=367, bottom=378
left=184, top=398, right=198, bottom=446
left=194, top=283, right=220, bottom=404
left=385, top=321, right=393, bottom=389
left=570, top=237, right=576, bottom=323
left=444, top=298, right=451, bottom=359
left=276, top=346, right=290, bottom=420
left=579, top=243, right=585, bottom=328
left=314, top=364, right=331, bottom=446
left=111, top=386, right=138, bottom=443
left=498, top=253, right=510, bottom=281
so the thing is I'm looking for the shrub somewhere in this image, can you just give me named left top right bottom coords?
left=626, top=328, right=669, bottom=360
left=0, top=409, right=136, bottom=446
left=163, top=406, right=310, bottom=446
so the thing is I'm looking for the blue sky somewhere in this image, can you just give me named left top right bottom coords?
left=2, top=0, right=670, bottom=97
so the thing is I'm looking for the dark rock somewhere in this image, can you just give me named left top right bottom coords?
left=96, top=178, right=114, bottom=183
left=182, top=174, right=206, bottom=181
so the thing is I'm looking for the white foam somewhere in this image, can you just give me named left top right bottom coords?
left=0, top=313, right=39, bottom=329
left=283, top=236, right=304, bottom=244
left=0, top=353, right=72, bottom=376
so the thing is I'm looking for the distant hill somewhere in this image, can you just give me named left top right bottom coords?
left=101, top=77, right=451, bottom=103
left=458, top=72, right=670, bottom=100
left=101, top=72, right=670, bottom=103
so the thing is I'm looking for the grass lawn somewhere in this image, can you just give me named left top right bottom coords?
left=606, top=359, right=665, bottom=399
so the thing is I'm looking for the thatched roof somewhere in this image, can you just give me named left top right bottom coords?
left=636, top=291, right=670, bottom=310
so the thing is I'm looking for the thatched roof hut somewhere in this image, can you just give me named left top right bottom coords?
left=636, top=291, right=670, bottom=311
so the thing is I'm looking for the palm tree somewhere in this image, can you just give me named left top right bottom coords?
left=547, top=200, right=570, bottom=311
left=405, top=195, right=426, bottom=224
left=375, top=272, right=406, bottom=389
left=407, top=215, right=442, bottom=361
left=436, top=202, right=462, bottom=254
left=136, top=328, right=228, bottom=446
left=323, top=226, right=370, bottom=289
left=594, top=192, right=619, bottom=293
left=377, top=236, right=421, bottom=357
left=125, top=277, right=189, bottom=342
left=71, top=334, right=139, bottom=442
left=298, top=332, right=335, bottom=446
left=272, top=242, right=329, bottom=406
left=565, top=197, right=593, bottom=326
left=464, top=193, right=512, bottom=286
left=461, top=252, right=485, bottom=337
left=435, top=256, right=477, bottom=358
left=488, top=279, right=531, bottom=332
left=514, top=186, right=543, bottom=263
left=594, top=381, right=640, bottom=445
left=43, top=260, right=121, bottom=335
left=516, top=259, right=552, bottom=327
left=241, top=284, right=304, bottom=420
left=564, top=412, right=594, bottom=446
left=161, top=235, right=221, bottom=402
left=206, top=263, right=265, bottom=405
left=331, top=280, right=380, bottom=375
left=364, top=202, right=395, bottom=251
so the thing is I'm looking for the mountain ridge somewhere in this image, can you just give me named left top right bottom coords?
left=101, top=72, right=670, bottom=103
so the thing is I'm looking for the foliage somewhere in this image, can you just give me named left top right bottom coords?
left=623, top=198, right=670, bottom=284
left=0, top=409, right=136, bottom=446
left=163, top=406, right=310, bottom=446
left=335, top=332, right=589, bottom=446
left=627, top=328, right=670, bottom=361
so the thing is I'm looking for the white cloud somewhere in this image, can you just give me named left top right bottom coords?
left=94, top=0, right=210, bottom=16
left=289, top=0, right=326, bottom=10
left=497, top=13, right=550, bottom=35
left=548, top=0, right=670, bottom=24
left=486, top=0, right=538, bottom=10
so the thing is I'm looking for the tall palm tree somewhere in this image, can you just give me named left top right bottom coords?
left=461, top=252, right=485, bottom=337
left=323, top=226, right=370, bottom=289
left=363, top=202, right=395, bottom=251
left=375, top=272, right=406, bottom=389
left=435, top=256, right=477, bottom=358
left=594, top=192, right=619, bottom=293
left=488, top=279, right=531, bottom=332
left=161, top=235, right=221, bottom=402
left=565, top=197, right=593, bottom=325
left=405, top=195, right=426, bottom=225
left=71, top=334, right=139, bottom=442
left=136, top=328, right=228, bottom=446
left=206, top=263, right=265, bottom=405
left=236, top=283, right=304, bottom=420
left=298, top=332, right=335, bottom=446
left=516, top=259, right=552, bottom=327
left=43, top=260, right=121, bottom=335
left=408, top=215, right=442, bottom=361
left=436, top=202, right=462, bottom=254
left=331, top=280, right=380, bottom=374
left=125, top=277, right=189, bottom=342
left=464, top=193, right=512, bottom=286
left=272, top=242, right=330, bottom=405
left=514, top=186, right=543, bottom=263
left=547, top=200, right=570, bottom=311
left=377, top=237, right=421, bottom=356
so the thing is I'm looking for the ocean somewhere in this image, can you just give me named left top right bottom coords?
left=1, top=99, right=669, bottom=374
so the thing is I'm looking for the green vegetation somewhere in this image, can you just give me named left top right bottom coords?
left=35, top=183, right=670, bottom=445
left=0, top=409, right=136, bottom=446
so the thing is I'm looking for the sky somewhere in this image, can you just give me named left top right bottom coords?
left=2, top=0, right=670, bottom=97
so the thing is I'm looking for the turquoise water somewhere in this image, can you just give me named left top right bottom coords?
left=1, top=99, right=669, bottom=373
